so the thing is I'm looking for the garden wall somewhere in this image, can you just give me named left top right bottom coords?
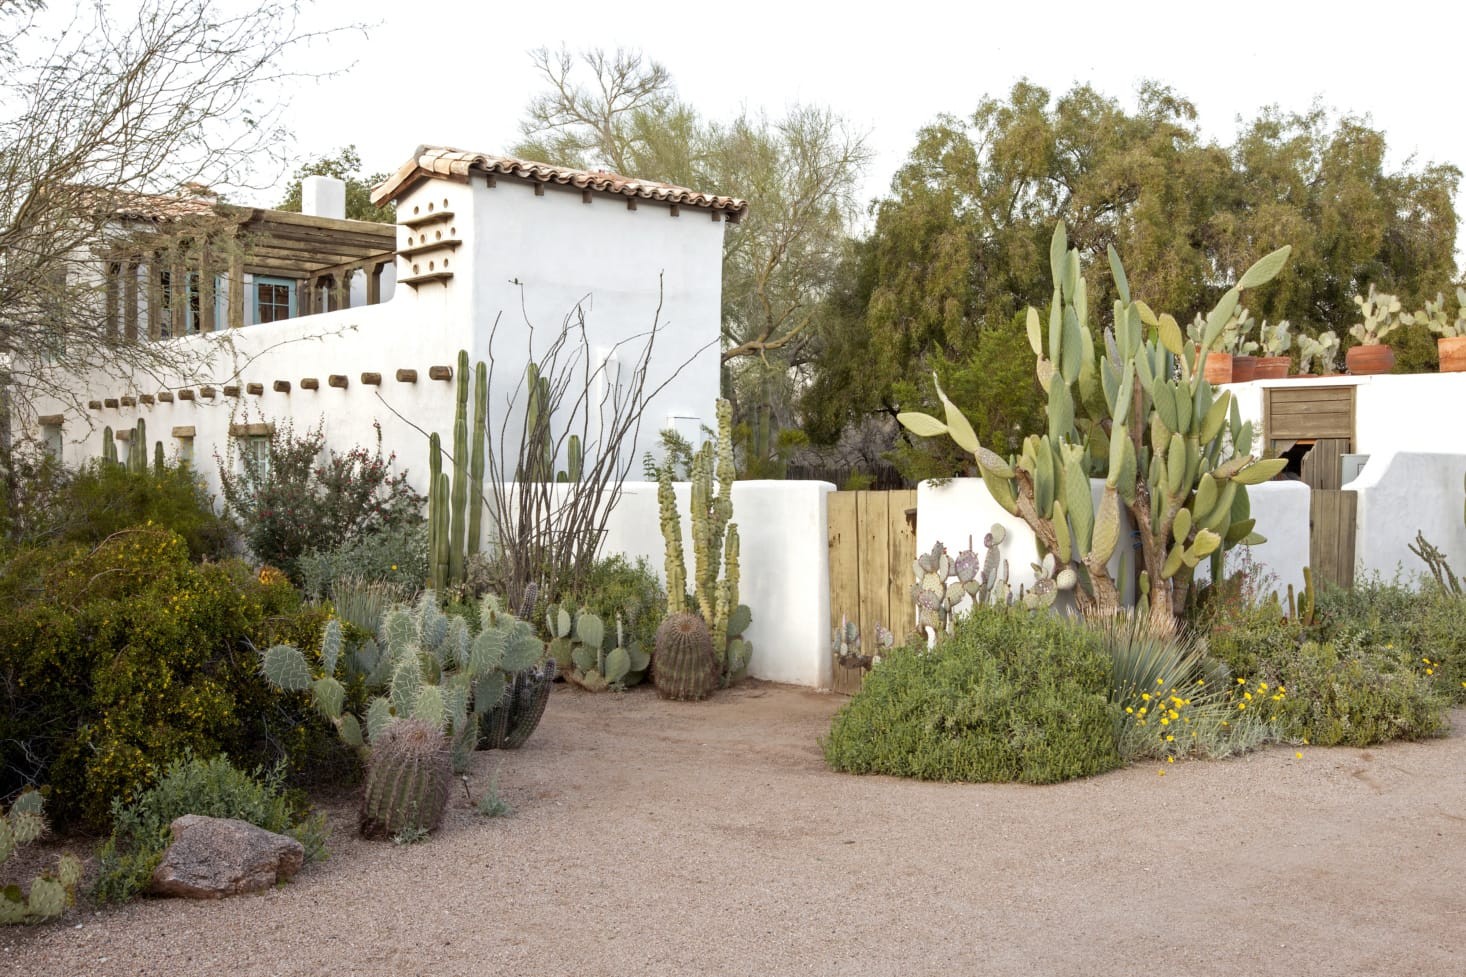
left=1193, top=481, right=1311, bottom=599
left=1349, top=451, right=1466, bottom=582
left=587, top=479, right=836, bottom=690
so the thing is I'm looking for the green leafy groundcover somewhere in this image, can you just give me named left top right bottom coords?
left=824, top=606, right=1121, bottom=783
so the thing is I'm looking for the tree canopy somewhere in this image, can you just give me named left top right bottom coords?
left=276, top=145, right=395, bottom=223
left=801, top=80, right=1461, bottom=481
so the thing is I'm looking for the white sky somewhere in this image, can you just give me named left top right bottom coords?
left=269, top=0, right=1463, bottom=249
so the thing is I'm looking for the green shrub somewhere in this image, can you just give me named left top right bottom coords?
left=297, top=524, right=428, bottom=600
left=93, top=752, right=326, bottom=904
left=0, top=528, right=350, bottom=830
left=61, top=461, right=233, bottom=559
left=1259, top=641, right=1451, bottom=747
left=823, top=606, right=1121, bottom=783
left=216, top=419, right=423, bottom=582
left=1406, top=589, right=1466, bottom=702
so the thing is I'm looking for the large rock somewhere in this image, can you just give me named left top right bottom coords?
left=150, top=815, right=305, bottom=899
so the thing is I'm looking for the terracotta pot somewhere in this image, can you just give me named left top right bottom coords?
left=1439, top=336, right=1466, bottom=373
left=1230, top=355, right=1258, bottom=383
left=1202, top=350, right=1233, bottom=384
left=1253, top=356, right=1291, bottom=380
left=1346, top=344, right=1395, bottom=376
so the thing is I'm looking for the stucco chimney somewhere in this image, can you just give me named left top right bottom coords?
left=301, top=175, right=346, bottom=220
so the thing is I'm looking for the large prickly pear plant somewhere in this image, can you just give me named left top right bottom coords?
left=547, top=604, right=650, bottom=691
left=1, top=792, right=82, bottom=925
left=899, top=223, right=1289, bottom=631
left=656, top=399, right=752, bottom=687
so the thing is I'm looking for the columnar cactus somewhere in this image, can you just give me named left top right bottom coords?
left=449, top=349, right=470, bottom=586
left=101, top=426, right=117, bottom=464
left=653, top=612, right=718, bottom=701
left=427, top=431, right=445, bottom=591
left=153, top=440, right=165, bottom=474
left=359, top=717, right=453, bottom=838
left=468, top=360, right=488, bottom=556
left=899, top=223, right=1288, bottom=630
left=655, top=399, right=752, bottom=686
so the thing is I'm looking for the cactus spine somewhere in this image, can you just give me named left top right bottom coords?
left=898, top=223, right=1290, bottom=629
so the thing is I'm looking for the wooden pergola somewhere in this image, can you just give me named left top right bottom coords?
left=100, top=203, right=397, bottom=339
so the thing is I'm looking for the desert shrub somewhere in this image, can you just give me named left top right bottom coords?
left=61, top=461, right=233, bottom=559
left=297, top=524, right=428, bottom=600
left=569, top=554, right=666, bottom=651
left=1249, top=641, right=1449, bottom=747
left=1405, top=589, right=1466, bottom=702
left=216, top=419, right=423, bottom=582
left=93, top=752, right=326, bottom=904
left=0, top=528, right=348, bottom=830
left=823, top=606, right=1121, bottom=783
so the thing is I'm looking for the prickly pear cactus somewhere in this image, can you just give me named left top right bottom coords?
left=1, top=793, right=82, bottom=925
left=653, top=612, right=718, bottom=701
left=359, top=717, right=454, bottom=838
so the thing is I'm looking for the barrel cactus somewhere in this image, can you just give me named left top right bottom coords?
left=653, top=612, right=718, bottom=701
left=359, top=717, right=453, bottom=838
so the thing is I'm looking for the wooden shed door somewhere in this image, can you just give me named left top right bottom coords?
left=827, top=490, right=917, bottom=694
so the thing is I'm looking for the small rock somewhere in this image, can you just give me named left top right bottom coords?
left=150, top=815, right=304, bottom=899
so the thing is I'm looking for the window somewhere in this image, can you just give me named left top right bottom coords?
left=41, top=423, right=62, bottom=460
left=253, top=277, right=296, bottom=324
left=157, top=272, right=223, bottom=336
left=177, top=436, right=194, bottom=468
left=241, top=435, right=270, bottom=485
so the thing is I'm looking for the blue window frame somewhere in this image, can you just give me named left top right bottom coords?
left=253, top=276, right=296, bottom=324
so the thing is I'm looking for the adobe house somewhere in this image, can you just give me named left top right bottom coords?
left=28, top=146, right=745, bottom=495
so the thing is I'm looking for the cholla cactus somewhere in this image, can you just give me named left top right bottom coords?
left=1350, top=285, right=1411, bottom=344
left=1, top=793, right=82, bottom=925
left=1297, top=331, right=1341, bottom=375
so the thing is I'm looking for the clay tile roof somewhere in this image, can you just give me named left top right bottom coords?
left=86, top=186, right=220, bottom=221
left=371, top=146, right=748, bottom=221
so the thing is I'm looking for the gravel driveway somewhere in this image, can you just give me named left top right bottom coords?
left=6, top=683, right=1464, bottom=976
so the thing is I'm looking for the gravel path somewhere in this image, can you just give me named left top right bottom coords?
left=6, top=683, right=1465, bottom=976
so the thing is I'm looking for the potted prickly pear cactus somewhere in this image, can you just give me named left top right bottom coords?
left=1420, top=287, right=1466, bottom=372
left=1297, top=331, right=1341, bottom=377
left=1254, top=319, right=1292, bottom=379
left=1347, top=285, right=1407, bottom=375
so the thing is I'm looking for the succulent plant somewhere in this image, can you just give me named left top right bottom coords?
left=359, top=716, right=453, bottom=838
left=832, top=616, right=894, bottom=671
left=1419, top=288, right=1466, bottom=339
left=899, top=223, right=1289, bottom=629
left=910, top=527, right=1012, bottom=636
left=652, top=612, right=718, bottom=701
left=656, top=398, right=752, bottom=688
left=1, top=792, right=82, bottom=925
left=1022, top=552, right=1078, bottom=610
left=1297, top=331, right=1341, bottom=375
left=1257, top=319, right=1292, bottom=357
left=1350, top=285, right=1411, bottom=345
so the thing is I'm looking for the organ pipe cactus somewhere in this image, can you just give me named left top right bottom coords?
left=449, top=349, right=470, bottom=587
left=427, top=432, right=445, bottom=591
left=655, top=399, right=752, bottom=686
left=129, top=419, right=147, bottom=474
left=101, top=426, right=117, bottom=464
left=898, top=223, right=1289, bottom=630
left=468, top=360, right=487, bottom=555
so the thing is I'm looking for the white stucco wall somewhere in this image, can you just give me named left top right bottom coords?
left=590, top=479, right=835, bottom=689
left=1349, top=451, right=1466, bottom=582
left=1225, top=373, right=1466, bottom=456
left=915, top=477, right=1135, bottom=615
left=1194, top=481, right=1311, bottom=600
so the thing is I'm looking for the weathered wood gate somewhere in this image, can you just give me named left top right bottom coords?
left=827, top=489, right=917, bottom=694
left=1310, top=490, right=1357, bottom=591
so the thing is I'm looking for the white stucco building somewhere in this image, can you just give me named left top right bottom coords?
left=28, top=146, right=745, bottom=497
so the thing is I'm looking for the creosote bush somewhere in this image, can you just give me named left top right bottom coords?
left=823, top=606, right=1121, bottom=783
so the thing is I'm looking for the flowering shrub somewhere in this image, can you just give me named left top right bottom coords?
left=216, top=419, right=423, bottom=581
left=0, top=527, right=343, bottom=830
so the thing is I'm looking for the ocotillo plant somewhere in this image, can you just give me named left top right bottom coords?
left=899, top=223, right=1288, bottom=630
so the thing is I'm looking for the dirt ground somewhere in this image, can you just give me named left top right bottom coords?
left=5, top=682, right=1465, bottom=977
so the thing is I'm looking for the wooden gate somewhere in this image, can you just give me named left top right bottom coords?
left=1310, top=489, right=1356, bottom=591
left=827, top=489, right=917, bottom=694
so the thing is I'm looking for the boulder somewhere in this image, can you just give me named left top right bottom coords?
left=149, top=815, right=305, bottom=899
